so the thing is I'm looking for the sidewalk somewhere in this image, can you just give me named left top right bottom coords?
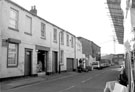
left=1, top=72, right=78, bottom=90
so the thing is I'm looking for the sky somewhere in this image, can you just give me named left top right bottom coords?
left=11, top=0, right=124, bottom=55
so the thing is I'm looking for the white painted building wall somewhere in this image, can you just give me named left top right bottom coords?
left=0, top=0, right=80, bottom=78
left=0, top=0, right=53, bottom=78
left=76, top=38, right=83, bottom=65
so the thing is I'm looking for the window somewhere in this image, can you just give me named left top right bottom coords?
left=60, top=50, right=64, bottom=63
left=53, top=28, right=57, bottom=43
left=9, top=8, right=19, bottom=29
left=25, top=16, right=32, bottom=35
left=61, top=31, right=64, bottom=45
left=7, top=43, right=18, bottom=67
left=67, top=34, right=69, bottom=46
left=41, top=23, right=46, bottom=38
left=71, top=36, right=74, bottom=48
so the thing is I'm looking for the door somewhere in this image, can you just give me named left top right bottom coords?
left=52, top=51, right=58, bottom=73
left=67, top=58, right=74, bottom=71
left=24, top=49, right=32, bottom=76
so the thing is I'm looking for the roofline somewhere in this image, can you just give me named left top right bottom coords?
left=77, top=37, right=101, bottom=48
left=77, top=36, right=92, bottom=42
left=65, top=31, right=76, bottom=37
left=91, top=41, right=101, bottom=48
left=5, top=0, right=76, bottom=36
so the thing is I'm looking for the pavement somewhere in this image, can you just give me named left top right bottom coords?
left=1, top=71, right=78, bottom=90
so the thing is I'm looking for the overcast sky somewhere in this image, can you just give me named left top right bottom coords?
left=12, top=0, right=124, bottom=54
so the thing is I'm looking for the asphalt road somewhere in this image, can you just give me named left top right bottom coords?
left=2, top=66, right=121, bottom=92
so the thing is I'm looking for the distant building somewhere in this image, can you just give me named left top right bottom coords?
left=77, top=37, right=101, bottom=66
left=112, top=54, right=124, bottom=65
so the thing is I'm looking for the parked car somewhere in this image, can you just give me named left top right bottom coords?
left=92, top=61, right=100, bottom=69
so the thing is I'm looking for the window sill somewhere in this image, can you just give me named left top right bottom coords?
left=7, top=64, right=18, bottom=68
left=40, top=37, right=46, bottom=40
left=8, top=27, right=19, bottom=32
left=60, top=63, right=64, bottom=66
left=24, top=32, right=32, bottom=36
left=53, top=40, right=57, bottom=43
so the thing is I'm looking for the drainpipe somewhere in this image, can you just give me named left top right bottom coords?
left=59, top=31, right=61, bottom=74
left=74, top=37, right=76, bottom=71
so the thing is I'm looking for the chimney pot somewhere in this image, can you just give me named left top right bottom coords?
left=34, top=5, right=36, bottom=9
left=30, top=5, right=37, bottom=15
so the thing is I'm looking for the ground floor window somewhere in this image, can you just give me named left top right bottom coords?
left=61, top=50, right=64, bottom=64
left=7, top=43, right=18, bottom=67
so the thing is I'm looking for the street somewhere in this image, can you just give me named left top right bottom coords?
left=2, top=66, right=121, bottom=92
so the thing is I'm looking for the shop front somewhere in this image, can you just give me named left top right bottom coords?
left=36, top=45, right=50, bottom=76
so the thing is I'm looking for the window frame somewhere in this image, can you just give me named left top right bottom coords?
left=53, top=28, right=57, bottom=43
left=61, top=31, right=64, bottom=45
left=24, top=15, right=32, bottom=35
left=7, top=42, right=19, bottom=68
left=71, top=36, right=74, bottom=48
left=9, top=8, right=19, bottom=30
left=67, top=34, right=69, bottom=46
left=41, top=22, right=46, bottom=39
left=60, top=50, right=64, bottom=64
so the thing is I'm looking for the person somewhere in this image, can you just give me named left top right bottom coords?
left=77, top=59, right=83, bottom=72
left=37, top=60, right=42, bottom=72
left=119, top=67, right=128, bottom=86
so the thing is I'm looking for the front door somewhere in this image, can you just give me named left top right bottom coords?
left=52, top=51, right=58, bottom=73
left=24, top=49, right=32, bottom=76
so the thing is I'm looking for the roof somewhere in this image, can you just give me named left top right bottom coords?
left=5, top=0, right=75, bottom=37
left=107, top=0, right=124, bottom=44
left=77, top=37, right=101, bottom=48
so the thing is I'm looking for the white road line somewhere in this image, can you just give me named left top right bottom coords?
left=81, top=73, right=103, bottom=83
left=81, top=77, right=93, bottom=83
left=59, top=86, right=75, bottom=92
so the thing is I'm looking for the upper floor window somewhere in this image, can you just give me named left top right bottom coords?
left=61, top=31, right=64, bottom=45
left=71, top=36, right=74, bottom=48
left=25, top=16, right=32, bottom=35
left=53, top=28, right=57, bottom=43
left=41, top=23, right=46, bottom=38
left=9, top=8, right=19, bottom=30
left=67, top=34, right=69, bottom=46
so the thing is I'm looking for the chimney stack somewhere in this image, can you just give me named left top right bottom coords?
left=30, top=5, right=37, bottom=15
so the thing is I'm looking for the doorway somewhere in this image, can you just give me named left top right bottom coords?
left=24, top=49, right=32, bottom=76
left=52, top=51, right=58, bottom=73
left=37, top=50, right=48, bottom=73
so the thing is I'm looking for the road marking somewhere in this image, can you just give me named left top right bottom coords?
left=59, top=86, right=75, bottom=92
left=81, top=77, right=93, bottom=83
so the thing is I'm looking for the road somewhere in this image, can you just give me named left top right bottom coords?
left=2, top=66, right=121, bottom=92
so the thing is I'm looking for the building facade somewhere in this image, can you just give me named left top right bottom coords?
left=76, top=38, right=83, bottom=66
left=91, top=41, right=101, bottom=61
left=77, top=37, right=101, bottom=66
left=0, top=0, right=78, bottom=78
